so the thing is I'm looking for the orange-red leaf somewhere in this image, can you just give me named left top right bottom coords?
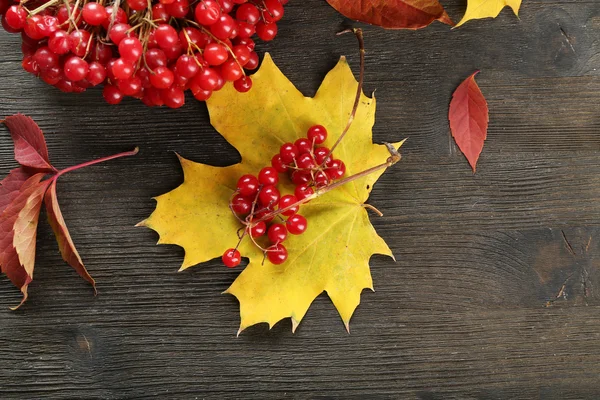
left=0, top=173, right=49, bottom=308
left=448, top=71, right=489, bottom=172
left=44, top=180, right=96, bottom=292
left=2, top=114, right=55, bottom=172
left=326, top=0, right=453, bottom=29
left=0, top=168, right=33, bottom=214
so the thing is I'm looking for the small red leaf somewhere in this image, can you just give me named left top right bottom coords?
left=0, top=168, right=34, bottom=215
left=0, top=173, right=49, bottom=308
left=448, top=71, right=489, bottom=172
left=326, top=0, right=453, bottom=30
left=2, top=114, right=55, bottom=172
left=44, top=180, right=96, bottom=292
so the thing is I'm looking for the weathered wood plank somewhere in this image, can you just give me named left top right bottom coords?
left=0, top=0, right=600, bottom=398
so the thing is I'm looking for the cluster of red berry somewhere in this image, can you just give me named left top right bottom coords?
left=0, top=0, right=287, bottom=108
left=223, top=125, right=347, bottom=267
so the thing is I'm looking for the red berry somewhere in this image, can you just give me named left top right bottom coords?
left=33, top=47, right=59, bottom=70
left=314, top=171, right=329, bottom=188
left=237, top=174, right=259, bottom=197
left=165, top=0, right=188, bottom=18
left=82, top=2, right=108, bottom=26
left=154, top=24, right=179, bottom=49
left=222, top=248, right=241, bottom=268
left=210, top=14, right=236, bottom=40
left=193, top=67, right=221, bottom=91
left=127, top=0, right=147, bottom=11
left=220, top=59, right=243, bottom=82
left=291, top=170, right=310, bottom=185
left=248, top=221, right=267, bottom=238
left=64, top=56, right=89, bottom=82
left=109, top=23, right=131, bottom=45
left=219, top=0, right=234, bottom=13
left=162, top=42, right=184, bottom=60
left=231, top=194, right=252, bottom=215
left=194, top=0, right=221, bottom=26
left=307, top=125, right=328, bottom=145
left=296, top=153, right=315, bottom=169
left=86, top=62, right=106, bottom=86
left=279, top=143, right=298, bottom=164
left=48, top=30, right=71, bottom=55
left=112, top=58, right=135, bottom=80
left=176, top=54, right=200, bottom=79
left=267, top=223, right=287, bottom=244
left=259, top=185, right=280, bottom=207
left=150, top=66, right=174, bottom=89
left=237, top=22, right=255, bottom=39
left=179, top=27, right=206, bottom=48
left=203, top=43, right=228, bottom=66
left=314, top=147, right=332, bottom=166
left=161, top=86, right=185, bottom=108
left=4, top=5, right=27, bottom=30
left=326, top=159, right=346, bottom=180
left=119, top=37, right=143, bottom=63
left=233, top=76, right=252, bottom=93
left=89, top=42, right=112, bottom=64
left=235, top=37, right=255, bottom=51
left=232, top=45, right=251, bottom=65
left=191, top=87, right=212, bottom=101
left=21, top=56, right=39, bottom=75
left=69, top=30, right=91, bottom=57
left=286, top=214, right=307, bottom=235
left=24, top=15, right=45, bottom=40
left=263, top=0, right=285, bottom=23
left=118, top=77, right=143, bottom=96
left=267, top=244, right=288, bottom=265
left=236, top=3, right=260, bottom=24
left=103, top=6, right=128, bottom=28
left=258, top=167, right=279, bottom=186
left=294, top=184, right=314, bottom=201
left=152, top=3, right=169, bottom=23
left=145, top=48, right=168, bottom=69
left=245, top=52, right=259, bottom=70
left=256, top=21, right=277, bottom=41
left=294, top=138, right=312, bottom=154
left=103, top=85, right=124, bottom=105
left=271, top=154, right=288, bottom=173
left=39, top=16, right=58, bottom=36
left=278, top=194, right=299, bottom=216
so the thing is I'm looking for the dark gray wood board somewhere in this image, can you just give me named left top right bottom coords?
left=1, top=0, right=600, bottom=398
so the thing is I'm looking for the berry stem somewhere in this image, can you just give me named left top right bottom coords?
left=53, top=147, right=139, bottom=180
left=255, top=142, right=401, bottom=223
left=320, top=28, right=365, bottom=168
left=27, top=0, right=60, bottom=16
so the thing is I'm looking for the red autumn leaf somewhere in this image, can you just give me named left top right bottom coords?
left=326, top=0, right=453, bottom=30
left=448, top=71, right=489, bottom=172
left=0, top=174, right=48, bottom=308
left=2, top=114, right=55, bottom=172
left=0, top=168, right=34, bottom=214
left=0, top=114, right=137, bottom=309
left=44, top=180, right=96, bottom=292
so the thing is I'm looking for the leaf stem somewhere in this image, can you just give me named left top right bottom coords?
left=320, top=28, right=365, bottom=168
left=253, top=143, right=401, bottom=224
left=54, top=147, right=139, bottom=180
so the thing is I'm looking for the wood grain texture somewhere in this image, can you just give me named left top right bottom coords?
left=1, top=0, right=600, bottom=398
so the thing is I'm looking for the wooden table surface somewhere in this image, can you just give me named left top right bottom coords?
left=1, top=1, right=600, bottom=398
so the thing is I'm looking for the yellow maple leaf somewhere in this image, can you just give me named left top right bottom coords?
left=141, top=53, right=403, bottom=333
left=455, top=0, right=521, bottom=28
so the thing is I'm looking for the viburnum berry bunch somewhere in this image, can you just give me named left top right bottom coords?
left=0, top=0, right=287, bottom=108
left=222, top=28, right=401, bottom=268
left=223, top=123, right=347, bottom=267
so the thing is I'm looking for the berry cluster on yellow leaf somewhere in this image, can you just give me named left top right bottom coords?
left=141, top=53, right=403, bottom=334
